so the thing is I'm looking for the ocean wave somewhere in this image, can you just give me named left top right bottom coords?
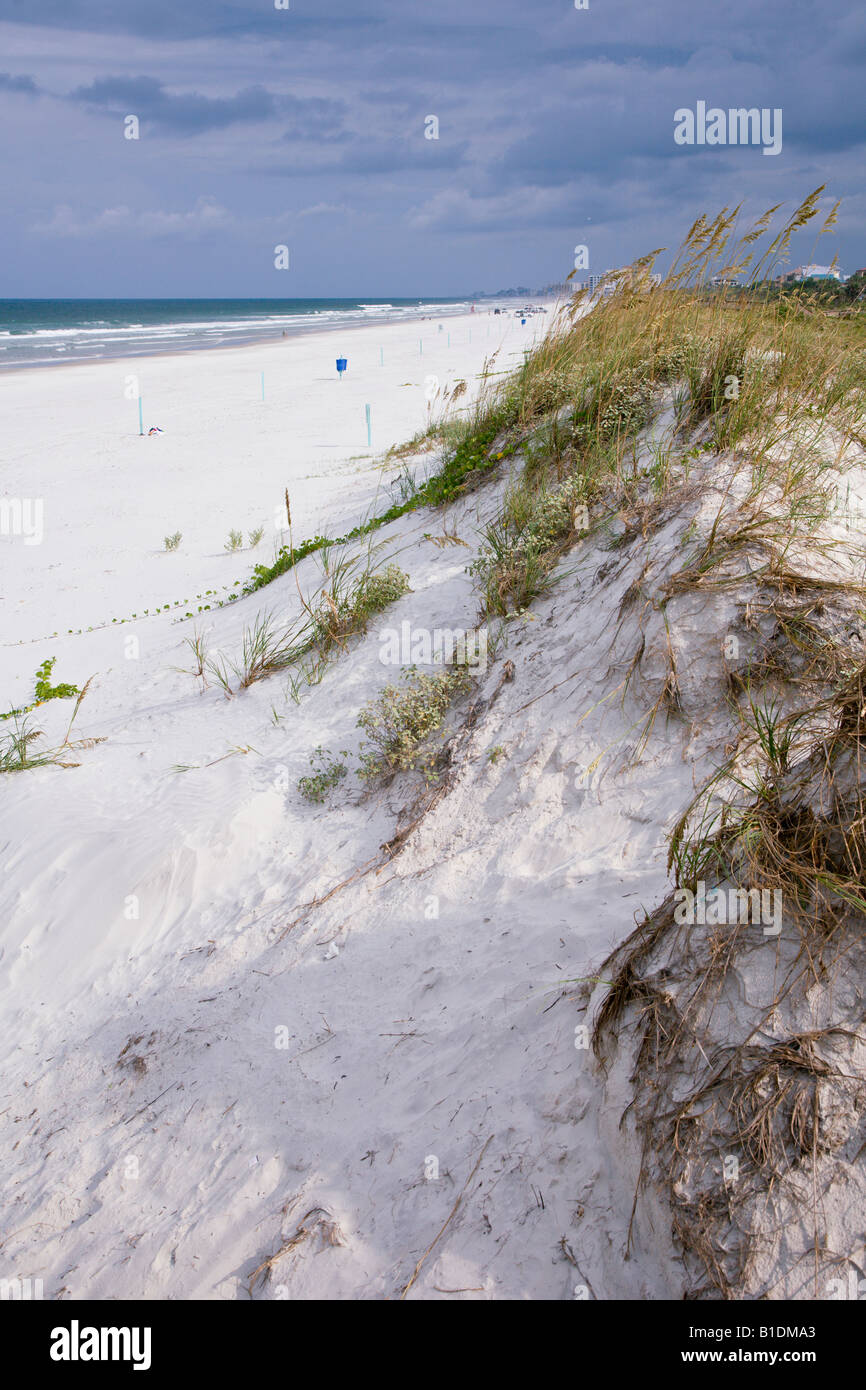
left=0, top=299, right=472, bottom=367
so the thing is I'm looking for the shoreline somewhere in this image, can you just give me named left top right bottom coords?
left=0, top=299, right=554, bottom=382
left=0, top=309, right=459, bottom=376
left=0, top=298, right=547, bottom=376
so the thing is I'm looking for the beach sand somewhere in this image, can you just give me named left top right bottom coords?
left=0, top=300, right=687, bottom=1301
left=1, top=306, right=543, bottom=647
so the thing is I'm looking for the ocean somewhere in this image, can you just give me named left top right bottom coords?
left=0, top=297, right=470, bottom=369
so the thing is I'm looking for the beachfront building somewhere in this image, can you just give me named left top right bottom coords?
left=776, top=263, right=844, bottom=284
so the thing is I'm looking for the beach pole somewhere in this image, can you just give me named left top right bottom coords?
left=419, top=339, right=423, bottom=356
left=261, top=371, right=265, bottom=401
left=380, top=346, right=384, bottom=367
left=138, top=397, right=144, bottom=436
left=447, top=332, right=450, bottom=348
left=365, top=403, right=372, bottom=448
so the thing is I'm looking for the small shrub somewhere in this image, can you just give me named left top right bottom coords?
left=357, top=665, right=472, bottom=783
left=248, top=526, right=265, bottom=548
left=164, top=532, right=182, bottom=551
left=225, top=529, right=243, bottom=552
left=651, top=335, right=699, bottom=383
left=311, top=563, right=410, bottom=651
left=298, top=746, right=348, bottom=803
left=595, top=368, right=656, bottom=441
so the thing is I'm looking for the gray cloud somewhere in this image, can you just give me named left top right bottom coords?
left=0, top=0, right=387, bottom=41
left=69, top=76, right=347, bottom=138
left=0, top=70, right=37, bottom=92
left=1, top=0, right=863, bottom=295
left=268, top=133, right=470, bottom=177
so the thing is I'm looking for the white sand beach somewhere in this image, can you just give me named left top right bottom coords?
left=7, top=303, right=675, bottom=1302
left=1, top=308, right=542, bottom=648
left=3, top=296, right=862, bottom=1303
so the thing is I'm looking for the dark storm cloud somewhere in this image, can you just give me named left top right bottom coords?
left=69, top=75, right=347, bottom=138
left=0, top=70, right=37, bottom=92
left=70, top=76, right=276, bottom=131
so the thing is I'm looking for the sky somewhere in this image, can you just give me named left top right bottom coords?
left=1, top=0, right=864, bottom=297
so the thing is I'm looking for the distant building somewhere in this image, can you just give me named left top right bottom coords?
left=801, top=264, right=843, bottom=281
left=592, top=267, right=660, bottom=297
left=777, top=263, right=843, bottom=283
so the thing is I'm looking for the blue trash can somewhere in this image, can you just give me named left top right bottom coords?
left=336, top=357, right=348, bottom=377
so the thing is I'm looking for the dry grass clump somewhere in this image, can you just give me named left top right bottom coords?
left=0, top=679, right=102, bottom=773
left=233, top=611, right=305, bottom=690
left=206, top=556, right=410, bottom=697
left=620, top=200, right=855, bottom=439
left=469, top=473, right=590, bottom=615
left=590, top=872, right=866, bottom=1296
left=668, top=589, right=866, bottom=937
left=588, top=582, right=866, bottom=1296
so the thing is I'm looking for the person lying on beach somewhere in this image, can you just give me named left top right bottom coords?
left=147, top=426, right=163, bottom=435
